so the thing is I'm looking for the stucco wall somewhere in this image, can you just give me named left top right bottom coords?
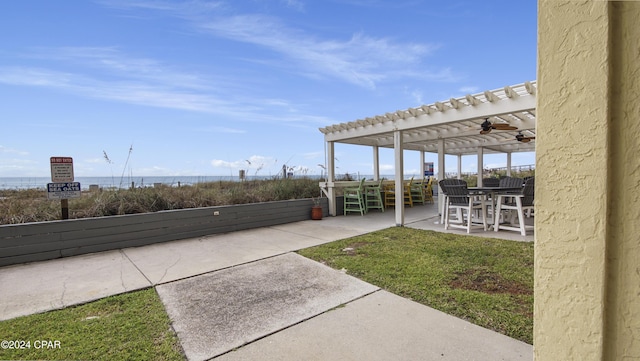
left=604, top=2, right=640, bottom=359
left=536, top=1, right=640, bottom=360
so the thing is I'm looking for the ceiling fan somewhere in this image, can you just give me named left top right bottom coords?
left=479, top=118, right=518, bottom=134
left=515, top=132, right=536, bottom=143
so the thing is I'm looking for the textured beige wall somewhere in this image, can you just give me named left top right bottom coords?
left=604, top=3, right=640, bottom=359
left=536, top=1, right=640, bottom=360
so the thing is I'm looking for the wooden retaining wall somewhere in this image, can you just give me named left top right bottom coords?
left=0, top=197, right=333, bottom=267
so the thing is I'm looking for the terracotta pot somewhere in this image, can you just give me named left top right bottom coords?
left=311, top=206, right=323, bottom=220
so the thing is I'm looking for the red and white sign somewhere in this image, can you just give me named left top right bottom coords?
left=50, top=157, right=74, bottom=182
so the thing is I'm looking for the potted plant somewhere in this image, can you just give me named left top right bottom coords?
left=311, top=197, right=323, bottom=220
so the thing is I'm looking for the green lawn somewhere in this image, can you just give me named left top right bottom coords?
left=297, top=227, right=534, bottom=344
left=0, top=288, right=184, bottom=361
left=0, top=227, right=533, bottom=360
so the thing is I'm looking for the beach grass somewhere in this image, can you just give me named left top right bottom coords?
left=0, top=178, right=321, bottom=224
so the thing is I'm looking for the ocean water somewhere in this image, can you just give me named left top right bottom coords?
left=0, top=174, right=407, bottom=190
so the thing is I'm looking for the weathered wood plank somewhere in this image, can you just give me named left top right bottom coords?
left=0, top=198, right=324, bottom=267
left=0, top=250, right=63, bottom=267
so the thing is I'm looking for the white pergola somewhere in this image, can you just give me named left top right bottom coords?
left=319, top=80, right=537, bottom=226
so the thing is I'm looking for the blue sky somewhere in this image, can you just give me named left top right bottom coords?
left=0, top=0, right=537, bottom=178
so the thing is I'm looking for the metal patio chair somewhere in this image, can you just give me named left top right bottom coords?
left=482, top=177, right=500, bottom=187
left=499, top=176, right=524, bottom=189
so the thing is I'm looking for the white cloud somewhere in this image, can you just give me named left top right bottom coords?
left=97, top=0, right=224, bottom=13
left=283, top=0, right=305, bottom=11
left=408, top=89, right=424, bottom=105
left=0, top=44, right=337, bottom=126
left=128, top=166, right=181, bottom=177
left=85, top=157, right=106, bottom=164
left=210, top=159, right=240, bottom=169
left=0, top=62, right=234, bottom=114
left=211, top=155, right=278, bottom=171
left=245, top=155, right=278, bottom=168
left=0, top=66, right=254, bottom=123
left=0, top=145, right=29, bottom=156
left=37, top=46, right=213, bottom=90
left=459, top=86, right=479, bottom=94
left=198, top=126, right=246, bottom=134
left=302, top=151, right=323, bottom=159
left=104, top=1, right=448, bottom=89
left=0, top=157, right=40, bottom=177
left=199, top=16, right=439, bottom=89
left=379, top=164, right=395, bottom=172
left=0, top=1, right=457, bottom=136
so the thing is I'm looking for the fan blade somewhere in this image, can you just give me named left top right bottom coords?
left=493, top=124, right=518, bottom=130
left=513, top=133, right=535, bottom=142
left=480, top=129, right=492, bottom=135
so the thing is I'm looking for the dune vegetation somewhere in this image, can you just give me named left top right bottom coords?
left=0, top=178, right=321, bottom=225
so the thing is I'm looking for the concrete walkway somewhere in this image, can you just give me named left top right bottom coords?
left=0, top=202, right=533, bottom=360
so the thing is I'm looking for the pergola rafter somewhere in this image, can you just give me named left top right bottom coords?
left=320, top=82, right=537, bottom=155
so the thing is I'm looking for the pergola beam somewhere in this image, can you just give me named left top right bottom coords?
left=323, top=94, right=535, bottom=143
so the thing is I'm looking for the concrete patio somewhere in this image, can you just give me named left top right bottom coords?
left=0, top=199, right=533, bottom=360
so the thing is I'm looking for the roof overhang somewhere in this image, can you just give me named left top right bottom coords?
left=319, top=81, right=537, bottom=155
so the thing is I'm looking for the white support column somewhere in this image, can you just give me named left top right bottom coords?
left=394, top=130, right=405, bottom=226
left=437, top=139, right=445, bottom=216
left=457, top=155, right=462, bottom=179
left=420, top=151, right=425, bottom=180
left=327, top=141, right=337, bottom=216
left=507, top=152, right=512, bottom=176
left=373, top=146, right=380, bottom=181
left=477, top=147, right=484, bottom=187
